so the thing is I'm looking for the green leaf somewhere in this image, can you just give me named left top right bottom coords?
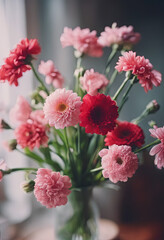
left=24, top=148, right=44, bottom=163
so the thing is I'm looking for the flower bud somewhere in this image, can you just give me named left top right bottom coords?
left=22, top=180, right=35, bottom=193
left=148, top=120, right=157, bottom=128
left=146, top=100, right=160, bottom=114
left=74, top=67, right=85, bottom=79
left=0, top=119, right=11, bottom=130
left=3, top=139, right=17, bottom=151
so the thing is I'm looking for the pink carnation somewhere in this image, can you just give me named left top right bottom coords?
left=34, top=168, right=72, bottom=208
left=60, top=27, right=103, bottom=57
left=0, top=159, right=8, bottom=182
left=115, top=51, right=162, bottom=92
left=9, top=96, right=32, bottom=126
left=149, top=126, right=164, bottom=169
left=98, top=24, right=140, bottom=47
left=30, top=110, right=48, bottom=126
left=38, top=60, right=64, bottom=88
left=15, top=120, right=48, bottom=150
left=99, top=145, right=138, bottom=183
left=43, top=88, right=82, bottom=129
left=0, top=38, right=41, bottom=86
left=80, top=69, right=109, bottom=95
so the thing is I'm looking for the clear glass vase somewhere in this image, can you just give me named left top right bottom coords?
left=54, top=188, right=99, bottom=240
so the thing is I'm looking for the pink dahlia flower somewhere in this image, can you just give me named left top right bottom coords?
left=0, top=38, right=41, bottom=86
left=149, top=126, right=164, bottom=169
left=34, top=168, right=72, bottom=208
left=0, top=159, right=8, bottom=182
left=38, top=60, right=64, bottom=88
left=80, top=69, right=109, bottom=95
left=98, top=24, right=140, bottom=48
left=15, top=120, right=48, bottom=150
left=9, top=96, right=32, bottom=126
left=99, top=145, right=138, bottom=183
left=30, top=110, right=48, bottom=126
left=60, top=27, right=103, bottom=57
left=43, top=88, right=82, bottom=129
left=115, top=51, right=162, bottom=92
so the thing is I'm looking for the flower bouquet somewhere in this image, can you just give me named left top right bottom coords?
left=0, top=23, right=163, bottom=240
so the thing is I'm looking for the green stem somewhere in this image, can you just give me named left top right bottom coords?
left=90, top=166, right=103, bottom=173
left=112, top=75, right=130, bottom=101
left=75, top=57, right=82, bottom=94
left=118, top=76, right=137, bottom=112
left=105, top=69, right=118, bottom=94
left=104, top=46, right=118, bottom=77
left=134, top=139, right=160, bottom=153
left=77, top=124, right=81, bottom=155
left=2, top=168, right=38, bottom=175
left=132, top=109, right=148, bottom=125
left=30, top=62, right=49, bottom=95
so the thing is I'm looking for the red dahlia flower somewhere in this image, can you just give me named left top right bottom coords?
left=105, top=121, right=145, bottom=148
left=0, top=38, right=41, bottom=86
left=80, top=94, right=118, bottom=135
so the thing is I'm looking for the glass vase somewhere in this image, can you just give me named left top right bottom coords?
left=54, top=188, right=99, bottom=240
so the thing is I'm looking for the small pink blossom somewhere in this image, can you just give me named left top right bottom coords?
left=98, top=24, right=140, bottom=48
left=149, top=126, right=164, bottom=169
left=15, top=120, right=48, bottom=150
left=115, top=51, right=162, bottom=92
left=34, top=168, right=72, bottom=208
left=99, top=145, right=138, bottom=183
left=38, top=60, right=64, bottom=88
left=30, top=110, right=48, bottom=125
left=80, top=69, right=109, bottom=95
left=43, top=88, right=82, bottom=129
left=9, top=96, right=32, bottom=126
left=0, top=159, right=8, bottom=181
left=60, top=27, right=103, bottom=57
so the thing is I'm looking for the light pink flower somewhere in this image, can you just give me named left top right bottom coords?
left=99, top=144, right=138, bottom=183
left=38, top=60, right=64, bottom=88
left=80, top=69, right=109, bottom=95
left=43, top=88, right=82, bottom=129
left=60, top=27, right=103, bottom=57
left=15, top=120, right=48, bottom=150
left=0, top=159, right=8, bottom=181
left=34, top=168, right=72, bottom=208
left=149, top=126, right=164, bottom=169
left=30, top=110, right=48, bottom=125
left=9, top=96, right=32, bottom=126
left=98, top=24, right=140, bottom=47
left=115, top=51, right=162, bottom=92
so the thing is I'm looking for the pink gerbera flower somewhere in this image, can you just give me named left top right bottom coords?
left=15, top=120, right=48, bottom=150
left=43, top=88, right=82, bottom=129
left=99, top=145, right=138, bottom=183
left=34, top=168, right=72, bottom=208
left=60, top=27, right=103, bottom=57
left=115, top=51, right=162, bottom=92
left=80, top=69, right=109, bottom=95
left=38, top=60, right=64, bottom=88
left=149, top=126, right=164, bottom=169
left=9, top=96, right=32, bottom=126
left=0, top=38, right=41, bottom=86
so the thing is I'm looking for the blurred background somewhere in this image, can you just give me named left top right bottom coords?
left=0, top=0, right=164, bottom=239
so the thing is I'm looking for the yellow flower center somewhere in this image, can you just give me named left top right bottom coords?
left=57, top=103, right=67, bottom=112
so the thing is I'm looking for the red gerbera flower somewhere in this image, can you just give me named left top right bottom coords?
left=0, top=38, right=41, bottom=86
left=80, top=94, right=118, bottom=135
left=105, top=121, right=145, bottom=148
